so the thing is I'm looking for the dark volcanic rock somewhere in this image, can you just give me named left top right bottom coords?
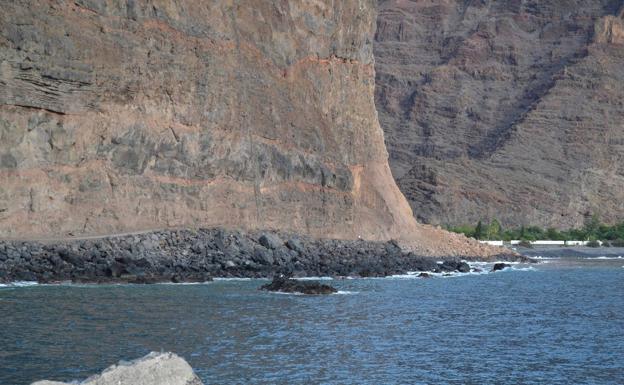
left=258, top=234, right=283, bottom=250
left=375, top=1, right=624, bottom=229
left=492, top=263, right=512, bottom=272
left=0, top=228, right=531, bottom=284
left=260, top=275, right=338, bottom=295
left=457, top=262, right=471, bottom=273
left=285, top=238, right=304, bottom=254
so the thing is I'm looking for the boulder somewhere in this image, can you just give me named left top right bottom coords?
left=438, top=260, right=459, bottom=272
left=285, top=238, right=304, bottom=253
left=258, top=234, right=283, bottom=250
left=260, top=275, right=337, bottom=295
left=457, top=261, right=471, bottom=273
left=253, top=247, right=275, bottom=265
left=492, top=263, right=511, bottom=272
left=31, top=352, right=203, bottom=385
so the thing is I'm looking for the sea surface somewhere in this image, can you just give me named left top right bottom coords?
left=1, top=256, right=623, bottom=385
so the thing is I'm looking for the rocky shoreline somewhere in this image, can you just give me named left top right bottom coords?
left=0, top=228, right=530, bottom=284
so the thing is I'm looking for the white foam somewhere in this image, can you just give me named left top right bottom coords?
left=386, top=274, right=421, bottom=279
left=270, top=291, right=304, bottom=296
left=294, top=276, right=334, bottom=281
left=268, top=290, right=354, bottom=296
left=6, top=281, right=39, bottom=287
left=595, top=256, right=623, bottom=260
left=157, top=281, right=214, bottom=285
left=213, top=277, right=254, bottom=281
left=512, top=266, right=537, bottom=272
left=387, top=269, right=492, bottom=279
left=469, top=261, right=491, bottom=267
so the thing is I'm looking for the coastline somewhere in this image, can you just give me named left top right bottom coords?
left=0, top=228, right=529, bottom=285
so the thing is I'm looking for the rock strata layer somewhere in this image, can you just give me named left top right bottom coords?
left=375, top=0, right=624, bottom=228
left=0, top=228, right=528, bottom=283
left=31, top=352, right=202, bottom=385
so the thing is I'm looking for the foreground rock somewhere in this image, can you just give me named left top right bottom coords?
left=32, top=352, right=202, bottom=385
left=261, top=275, right=338, bottom=295
left=0, top=228, right=531, bottom=284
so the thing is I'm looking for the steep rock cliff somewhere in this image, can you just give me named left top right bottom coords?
left=0, top=0, right=498, bottom=256
left=375, top=0, right=624, bottom=228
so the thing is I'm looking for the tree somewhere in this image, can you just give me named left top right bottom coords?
left=584, top=213, right=601, bottom=239
left=487, top=219, right=502, bottom=240
left=475, top=220, right=484, bottom=240
left=546, top=227, right=563, bottom=240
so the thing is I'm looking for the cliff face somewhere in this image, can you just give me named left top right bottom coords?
left=375, top=0, right=624, bottom=228
left=0, top=0, right=412, bottom=241
left=0, top=0, right=484, bottom=257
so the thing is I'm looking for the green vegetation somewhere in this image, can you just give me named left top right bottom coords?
left=446, top=215, right=624, bottom=244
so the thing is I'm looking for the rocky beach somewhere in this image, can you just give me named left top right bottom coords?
left=0, top=228, right=527, bottom=285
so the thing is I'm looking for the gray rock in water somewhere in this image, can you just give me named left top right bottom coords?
left=492, top=263, right=511, bottom=272
left=260, top=275, right=337, bottom=295
left=31, top=352, right=202, bottom=385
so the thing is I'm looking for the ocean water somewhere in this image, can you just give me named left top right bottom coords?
left=1, top=258, right=623, bottom=385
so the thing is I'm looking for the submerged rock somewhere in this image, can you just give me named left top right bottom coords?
left=436, top=260, right=471, bottom=273
left=260, top=275, right=337, bottom=295
left=31, top=352, right=202, bottom=385
left=492, top=263, right=511, bottom=272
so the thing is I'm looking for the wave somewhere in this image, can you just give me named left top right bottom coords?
left=213, top=277, right=254, bottom=281
left=595, top=256, right=623, bottom=260
left=0, top=281, right=39, bottom=288
left=157, top=281, right=214, bottom=285
left=531, top=256, right=561, bottom=260
left=270, top=291, right=305, bottom=296
left=512, top=266, right=537, bottom=272
left=388, top=270, right=491, bottom=280
left=294, top=276, right=334, bottom=281
left=268, top=290, right=357, bottom=296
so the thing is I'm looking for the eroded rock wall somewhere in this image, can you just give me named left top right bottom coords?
left=0, top=0, right=419, bottom=242
left=375, top=0, right=624, bottom=228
